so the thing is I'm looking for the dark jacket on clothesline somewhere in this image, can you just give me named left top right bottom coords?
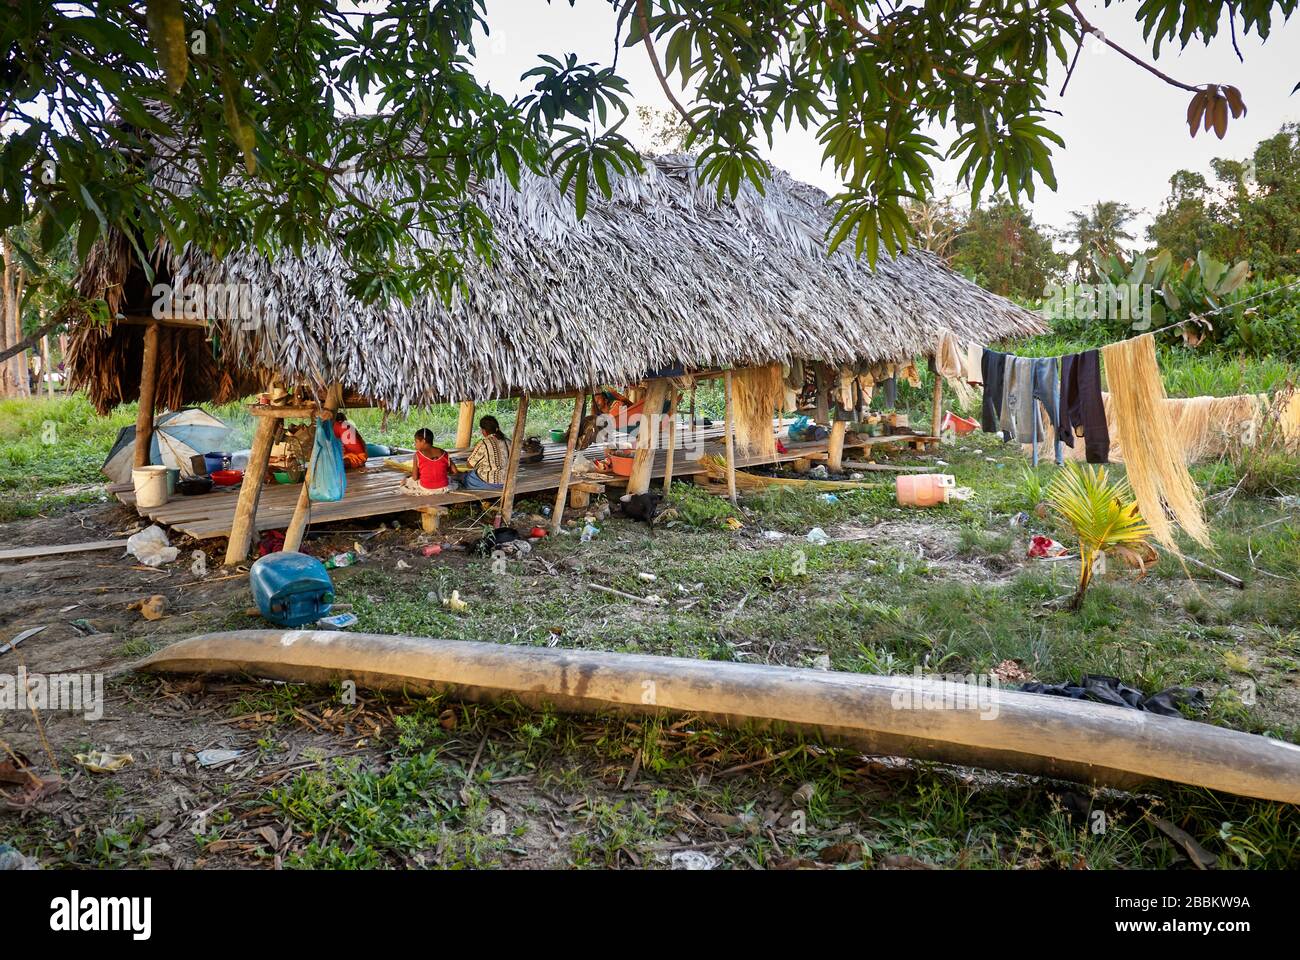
left=1059, top=349, right=1110, bottom=463
left=980, top=349, right=1008, bottom=435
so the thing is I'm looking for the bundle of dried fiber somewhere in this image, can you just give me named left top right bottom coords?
left=698, top=455, right=884, bottom=492
left=1040, top=391, right=1268, bottom=465
left=1168, top=394, right=1265, bottom=463
left=730, top=364, right=784, bottom=462
left=1100, top=334, right=1210, bottom=551
left=1273, top=387, right=1300, bottom=451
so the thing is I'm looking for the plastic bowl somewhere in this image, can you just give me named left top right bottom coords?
left=210, top=469, right=244, bottom=487
left=549, top=428, right=568, bottom=443
left=607, top=449, right=635, bottom=477
left=272, top=471, right=294, bottom=484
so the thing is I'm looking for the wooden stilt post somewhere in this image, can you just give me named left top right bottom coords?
left=133, top=321, right=161, bottom=468
left=828, top=420, right=847, bottom=473
left=455, top=400, right=475, bottom=449
left=723, top=370, right=737, bottom=505
left=627, top=379, right=668, bottom=496
left=930, top=360, right=944, bottom=440
left=662, top=387, right=679, bottom=494
left=224, top=412, right=280, bottom=565
left=551, top=394, right=584, bottom=535
left=283, top=385, right=341, bottom=554
left=500, top=395, right=529, bottom=523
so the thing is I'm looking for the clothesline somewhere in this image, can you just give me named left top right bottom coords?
left=1105, top=275, right=1300, bottom=345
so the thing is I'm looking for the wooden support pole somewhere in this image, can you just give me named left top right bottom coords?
left=627, top=379, right=668, bottom=496
left=224, top=414, right=280, bottom=565
left=500, top=395, right=529, bottom=523
left=551, top=394, right=585, bottom=535
left=455, top=400, right=476, bottom=449
left=827, top=420, right=847, bottom=473
left=930, top=363, right=944, bottom=440
left=283, top=384, right=342, bottom=553
left=133, top=322, right=161, bottom=468
left=662, top=388, right=679, bottom=494
left=723, top=370, right=738, bottom=504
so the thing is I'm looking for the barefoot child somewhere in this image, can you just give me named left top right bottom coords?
left=400, top=428, right=455, bottom=495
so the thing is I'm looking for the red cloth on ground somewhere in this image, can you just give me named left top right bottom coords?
left=415, top=450, right=451, bottom=489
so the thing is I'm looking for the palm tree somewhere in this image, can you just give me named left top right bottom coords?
left=1063, top=201, right=1139, bottom=282
left=1047, top=462, right=1152, bottom=611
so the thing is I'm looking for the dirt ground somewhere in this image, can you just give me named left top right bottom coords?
left=0, top=502, right=861, bottom=868
left=2, top=489, right=1295, bottom=870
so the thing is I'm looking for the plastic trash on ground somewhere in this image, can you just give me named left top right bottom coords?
left=126, top=525, right=179, bottom=567
left=806, top=527, right=830, bottom=545
left=74, top=751, right=134, bottom=773
left=1028, top=534, right=1069, bottom=558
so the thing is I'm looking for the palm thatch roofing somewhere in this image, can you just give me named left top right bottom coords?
left=70, top=154, right=1044, bottom=413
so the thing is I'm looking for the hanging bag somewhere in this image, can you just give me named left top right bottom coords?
left=307, top=416, right=347, bottom=502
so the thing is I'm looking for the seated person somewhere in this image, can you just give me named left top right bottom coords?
left=458, top=415, right=510, bottom=491
left=594, top=389, right=645, bottom=433
left=400, top=428, right=455, bottom=495
left=582, top=388, right=674, bottom=446
left=333, top=411, right=369, bottom=470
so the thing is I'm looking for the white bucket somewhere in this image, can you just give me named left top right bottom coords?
left=132, top=466, right=171, bottom=509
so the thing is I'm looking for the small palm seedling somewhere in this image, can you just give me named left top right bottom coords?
left=1046, top=462, right=1152, bottom=611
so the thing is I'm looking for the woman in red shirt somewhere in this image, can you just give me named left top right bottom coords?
left=400, top=427, right=454, bottom=495
left=333, top=412, right=369, bottom=470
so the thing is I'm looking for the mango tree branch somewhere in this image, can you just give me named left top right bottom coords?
left=635, top=0, right=698, bottom=131
left=1065, top=0, right=1200, bottom=93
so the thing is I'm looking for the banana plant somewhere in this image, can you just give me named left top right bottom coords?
left=1091, top=248, right=1250, bottom=336
left=1046, top=462, right=1152, bottom=612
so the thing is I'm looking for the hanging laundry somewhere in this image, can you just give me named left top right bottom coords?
left=934, top=329, right=976, bottom=411
left=900, top=361, right=922, bottom=389
left=783, top=358, right=804, bottom=391
left=1059, top=349, right=1110, bottom=463
left=964, top=343, right=984, bottom=386
left=980, top=349, right=1008, bottom=435
left=997, top=356, right=1063, bottom=445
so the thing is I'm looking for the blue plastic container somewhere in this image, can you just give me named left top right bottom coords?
left=249, top=552, right=335, bottom=627
left=203, top=451, right=230, bottom=474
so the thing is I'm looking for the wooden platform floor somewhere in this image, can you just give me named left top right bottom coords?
left=110, top=425, right=936, bottom=541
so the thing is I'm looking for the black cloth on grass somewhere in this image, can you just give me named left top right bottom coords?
left=1020, top=674, right=1205, bottom=718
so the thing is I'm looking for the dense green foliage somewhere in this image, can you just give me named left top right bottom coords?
left=1148, top=123, right=1300, bottom=278
left=3, top=0, right=1296, bottom=318
left=949, top=195, right=1062, bottom=300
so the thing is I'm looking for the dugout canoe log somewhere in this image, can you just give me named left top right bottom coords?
left=138, top=630, right=1300, bottom=804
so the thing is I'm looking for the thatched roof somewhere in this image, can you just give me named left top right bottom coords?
left=71, top=154, right=1043, bottom=412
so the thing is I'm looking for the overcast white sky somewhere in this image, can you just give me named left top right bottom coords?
left=470, top=0, right=1300, bottom=239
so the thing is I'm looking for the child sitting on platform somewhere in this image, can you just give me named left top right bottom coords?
left=400, top=428, right=455, bottom=495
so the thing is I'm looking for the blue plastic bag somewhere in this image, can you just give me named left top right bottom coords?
left=788, top=414, right=813, bottom=442
left=308, top=417, right=346, bottom=502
